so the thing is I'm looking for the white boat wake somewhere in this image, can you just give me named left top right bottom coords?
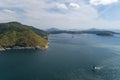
left=94, top=66, right=103, bottom=70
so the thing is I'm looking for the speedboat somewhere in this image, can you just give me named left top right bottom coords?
left=92, top=65, right=96, bottom=71
left=92, top=65, right=102, bottom=71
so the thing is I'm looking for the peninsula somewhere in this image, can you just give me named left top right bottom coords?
left=0, top=22, right=48, bottom=51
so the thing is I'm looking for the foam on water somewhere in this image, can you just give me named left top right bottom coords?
left=94, top=66, right=103, bottom=70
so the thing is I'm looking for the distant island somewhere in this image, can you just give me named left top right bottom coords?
left=47, top=28, right=119, bottom=36
left=0, top=22, right=48, bottom=51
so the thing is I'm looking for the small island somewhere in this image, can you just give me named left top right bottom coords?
left=0, top=22, right=48, bottom=51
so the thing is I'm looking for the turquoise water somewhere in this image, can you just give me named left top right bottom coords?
left=0, top=34, right=120, bottom=80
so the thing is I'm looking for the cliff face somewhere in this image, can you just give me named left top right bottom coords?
left=0, top=22, right=48, bottom=50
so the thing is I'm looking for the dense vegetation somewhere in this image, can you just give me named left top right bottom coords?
left=0, top=22, right=48, bottom=49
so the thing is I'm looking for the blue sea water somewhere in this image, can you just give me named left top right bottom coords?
left=0, top=34, right=120, bottom=80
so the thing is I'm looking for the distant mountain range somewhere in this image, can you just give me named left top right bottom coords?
left=46, top=28, right=119, bottom=36
left=46, top=28, right=61, bottom=32
left=0, top=22, right=48, bottom=51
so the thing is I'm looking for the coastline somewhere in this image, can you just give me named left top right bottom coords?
left=0, top=43, right=49, bottom=51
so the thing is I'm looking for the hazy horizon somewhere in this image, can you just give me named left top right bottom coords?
left=0, top=0, right=120, bottom=30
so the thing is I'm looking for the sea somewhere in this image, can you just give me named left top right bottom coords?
left=0, top=33, right=120, bottom=80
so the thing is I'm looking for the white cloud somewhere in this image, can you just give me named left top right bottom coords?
left=56, top=3, right=68, bottom=10
left=0, top=0, right=119, bottom=29
left=3, top=9, right=16, bottom=14
left=0, top=9, right=19, bottom=22
left=69, top=3, right=80, bottom=9
left=90, top=0, right=119, bottom=6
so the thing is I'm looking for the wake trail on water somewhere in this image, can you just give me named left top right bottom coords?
left=94, top=66, right=104, bottom=70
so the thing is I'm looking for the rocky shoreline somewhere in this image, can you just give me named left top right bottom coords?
left=0, top=44, right=49, bottom=51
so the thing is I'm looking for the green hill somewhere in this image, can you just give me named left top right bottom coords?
left=0, top=22, right=48, bottom=50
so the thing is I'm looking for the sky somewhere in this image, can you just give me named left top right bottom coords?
left=0, top=0, right=120, bottom=30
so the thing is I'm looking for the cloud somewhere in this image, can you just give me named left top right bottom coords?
left=0, top=9, right=19, bottom=22
left=56, top=3, right=68, bottom=10
left=69, top=3, right=80, bottom=9
left=0, top=0, right=120, bottom=29
left=89, top=0, right=119, bottom=6
left=2, top=9, right=16, bottom=14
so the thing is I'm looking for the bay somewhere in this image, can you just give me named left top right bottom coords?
left=0, top=34, right=120, bottom=80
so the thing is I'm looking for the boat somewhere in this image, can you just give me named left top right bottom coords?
left=92, top=65, right=96, bottom=71
left=92, top=65, right=102, bottom=71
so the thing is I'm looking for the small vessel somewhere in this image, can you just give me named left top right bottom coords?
left=92, top=65, right=102, bottom=71
left=92, top=65, right=96, bottom=71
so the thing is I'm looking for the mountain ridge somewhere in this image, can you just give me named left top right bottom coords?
left=46, top=28, right=119, bottom=36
